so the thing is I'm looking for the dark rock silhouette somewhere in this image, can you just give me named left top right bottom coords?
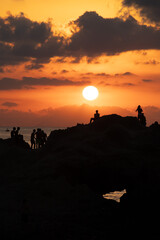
left=0, top=114, right=160, bottom=238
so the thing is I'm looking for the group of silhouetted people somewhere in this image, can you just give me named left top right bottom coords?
left=31, top=128, right=47, bottom=149
left=10, top=127, right=47, bottom=149
left=11, top=127, right=23, bottom=142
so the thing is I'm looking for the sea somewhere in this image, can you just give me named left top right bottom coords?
left=0, top=126, right=62, bottom=145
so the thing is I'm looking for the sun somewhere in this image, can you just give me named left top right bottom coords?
left=82, top=86, right=99, bottom=101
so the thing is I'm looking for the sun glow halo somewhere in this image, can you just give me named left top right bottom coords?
left=82, top=86, right=99, bottom=101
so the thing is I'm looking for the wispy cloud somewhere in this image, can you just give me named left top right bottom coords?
left=2, top=101, right=18, bottom=107
left=136, top=60, right=160, bottom=65
left=0, top=77, right=90, bottom=90
left=142, top=79, right=153, bottom=83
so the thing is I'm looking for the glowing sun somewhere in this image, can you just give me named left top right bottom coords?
left=82, top=86, right=99, bottom=101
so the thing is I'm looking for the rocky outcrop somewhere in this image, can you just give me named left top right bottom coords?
left=0, top=114, right=160, bottom=238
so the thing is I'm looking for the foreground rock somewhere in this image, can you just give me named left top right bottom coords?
left=0, top=114, right=160, bottom=239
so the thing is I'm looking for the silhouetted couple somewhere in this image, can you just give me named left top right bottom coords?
left=11, top=127, right=23, bottom=141
left=136, top=105, right=146, bottom=126
left=90, top=110, right=100, bottom=124
left=31, top=128, right=47, bottom=149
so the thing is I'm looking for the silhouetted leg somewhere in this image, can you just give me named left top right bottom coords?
left=90, top=118, right=94, bottom=124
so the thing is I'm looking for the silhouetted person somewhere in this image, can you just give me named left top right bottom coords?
left=136, top=105, right=143, bottom=121
left=15, top=127, right=23, bottom=141
left=36, top=128, right=42, bottom=149
left=140, top=113, right=146, bottom=127
left=41, top=130, right=47, bottom=146
left=90, top=110, right=100, bottom=123
left=15, top=127, right=20, bottom=139
left=136, top=105, right=146, bottom=126
left=31, top=129, right=36, bottom=149
left=11, top=127, right=16, bottom=139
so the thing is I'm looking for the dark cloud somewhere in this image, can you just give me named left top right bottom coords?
left=0, top=78, right=23, bottom=90
left=95, top=73, right=111, bottom=77
left=25, top=63, right=44, bottom=70
left=113, top=82, right=135, bottom=87
left=1, top=11, right=160, bottom=66
left=80, top=72, right=110, bottom=78
left=122, top=72, right=134, bottom=76
left=143, top=60, right=160, bottom=65
left=61, top=69, right=69, bottom=74
left=0, top=13, right=63, bottom=66
left=0, top=13, right=52, bottom=43
left=81, top=71, right=135, bottom=78
left=143, top=60, right=159, bottom=65
left=115, top=72, right=135, bottom=77
left=122, top=82, right=135, bottom=86
left=142, top=79, right=153, bottom=82
left=122, top=0, right=160, bottom=24
left=0, top=77, right=90, bottom=90
left=67, top=12, right=160, bottom=57
left=2, top=101, right=18, bottom=107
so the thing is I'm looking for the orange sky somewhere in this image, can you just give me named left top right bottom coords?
left=0, top=0, right=160, bottom=126
left=0, top=0, right=121, bottom=23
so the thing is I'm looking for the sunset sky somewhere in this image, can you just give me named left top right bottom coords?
left=0, top=0, right=160, bottom=126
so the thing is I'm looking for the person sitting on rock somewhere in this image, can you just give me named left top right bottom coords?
left=90, top=110, right=100, bottom=124
left=136, top=105, right=143, bottom=120
left=11, top=127, right=16, bottom=139
left=15, top=127, right=23, bottom=141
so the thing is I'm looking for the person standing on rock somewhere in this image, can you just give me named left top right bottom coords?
left=136, top=105, right=146, bottom=126
left=31, top=129, right=36, bottom=149
left=136, top=105, right=143, bottom=120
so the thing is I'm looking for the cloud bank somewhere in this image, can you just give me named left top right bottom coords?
left=1, top=11, right=160, bottom=68
left=67, top=12, right=160, bottom=57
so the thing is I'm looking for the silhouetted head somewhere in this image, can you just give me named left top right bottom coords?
left=13, top=127, right=16, bottom=130
left=96, top=110, right=98, bottom=113
left=33, top=129, right=36, bottom=132
left=17, top=127, right=20, bottom=130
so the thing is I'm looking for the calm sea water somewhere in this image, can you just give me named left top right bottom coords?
left=0, top=127, right=62, bottom=145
